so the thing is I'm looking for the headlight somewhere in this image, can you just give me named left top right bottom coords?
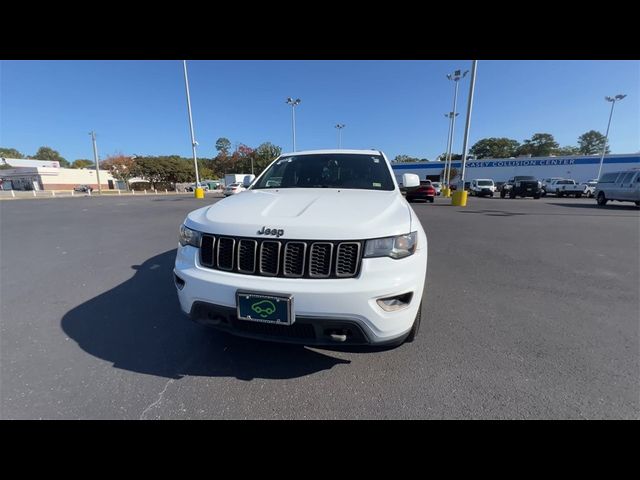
left=537, top=181, right=542, bottom=188
left=178, top=224, right=202, bottom=247
left=364, top=232, right=417, bottom=259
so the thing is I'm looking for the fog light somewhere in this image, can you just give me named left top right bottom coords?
left=376, top=292, right=413, bottom=312
left=174, top=273, right=185, bottom=290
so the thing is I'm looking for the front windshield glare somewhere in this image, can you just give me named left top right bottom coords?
left=252, top=153, right=395, bottom=191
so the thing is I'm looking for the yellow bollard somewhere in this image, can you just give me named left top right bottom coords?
left=442, top=187, right=451, bottom=198
left=451, top=190, right=468, bottom=206
left=194, top=187, right=205, bottom=199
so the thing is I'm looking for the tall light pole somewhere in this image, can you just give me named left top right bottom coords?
left=443, top=112, right=458, bottom=185
left=89, top=131, right=102, bottom=194
left=459, top=60, right=478, bottom=188
left=596, top=94, right=626, bottom=180
left=445, top=69, right=468, bottom=187
left=286, top=97, right=301, bottom=151
left=335, top=124, right=345, bottom=148
left=182, top=60, right=200, bottom=190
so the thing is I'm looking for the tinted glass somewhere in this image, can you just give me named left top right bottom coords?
left=621, top=172, right=634, bottom=183
left=514, top=176, right=536, bottom=180
left=477, top=180, right=493, bottom=186
left=599, top=172, right=619, bottom=183
left=253, top=153, right=394, bottom=191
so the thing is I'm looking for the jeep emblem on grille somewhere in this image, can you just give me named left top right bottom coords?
left=257, top=226, right=284, bottom=237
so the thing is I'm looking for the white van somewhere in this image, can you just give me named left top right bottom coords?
left=595, top=169, right=640, bottom=207
left=469, top=179, right=495, bottom=197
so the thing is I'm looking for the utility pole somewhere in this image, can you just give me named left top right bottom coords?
left=335, top=124, right=345, bottom=148
left=286, top=97, right=301, bottom=151
left=597, top=94, right=626, bottom=180
left=445, top=69, right=468, bottom=188
left=182, top=60, right=201, bottom=193
left=459, top=60, right=478, bottom=187
left=443, top=112, right=458, bottom=186
left=89, top=131, right=102, bottom=194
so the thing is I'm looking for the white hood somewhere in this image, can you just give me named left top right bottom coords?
left=185, top=188, right=412, bottom=240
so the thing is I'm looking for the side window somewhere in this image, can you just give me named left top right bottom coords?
left=621, top=172, right=634, bottom=184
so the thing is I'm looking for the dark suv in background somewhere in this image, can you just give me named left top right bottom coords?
left=500, top=176, right=542, bottom=199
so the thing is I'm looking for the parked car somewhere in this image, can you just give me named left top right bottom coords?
left=223, top=182, right=246, bottom=196
left=541, top=177, right=563, bottom=196
left=469, top=179, right=496, bottom=197
left=595, top=169, right=640, bottom=207
left=500, top=176, right=542, bottom=199
left=406, top=180, right=436, bottom=203
left=431, top=181, right=442, bottom=196
left=175, top=149, right=426, bottom=346
left=73, top=185, right=93, bottom=193
left=186, top=182, right=210, bottom=192
left=547, top=179, right=585, bottom=197
left=581, top=179, right=598, bottom=198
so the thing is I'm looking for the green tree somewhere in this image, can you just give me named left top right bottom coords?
left=102, top=154, right=136, bottom=190
left=130, top=156, right=167, bottom=189
left=553, top=146, right=580, bottom=156
left=393, top=154, right=421, bottom=163
left=0, top=147, right=24, bottom=159
left=436, top=153, right=462, bottom=161
left=470, top=138, right=520, bottom=159
left=215, top=137, right=232, bottom=155
left=253, top=142, right=282, bottom=175
left=71, top=159, right=94, bottom=169
left=516, top=133, right=559, bottom=157
left=577, top=130, right=609, bottom=155
left=33, top=146, right=69, bottom=167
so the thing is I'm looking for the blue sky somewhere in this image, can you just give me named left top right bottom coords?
left=1, top=60, right=638, bottom=162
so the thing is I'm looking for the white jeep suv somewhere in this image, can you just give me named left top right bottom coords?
left=174, top=150, right=428, bottom=346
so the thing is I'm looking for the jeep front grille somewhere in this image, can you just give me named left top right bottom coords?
left=199, top=235, right=362, bottom=279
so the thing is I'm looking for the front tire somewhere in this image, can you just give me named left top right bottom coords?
left=500, top=190, right=506, bottom=199
left=597, top=192, right=607, bottom=206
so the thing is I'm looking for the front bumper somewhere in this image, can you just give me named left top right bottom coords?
left=174, top=242, right=427, bottom=345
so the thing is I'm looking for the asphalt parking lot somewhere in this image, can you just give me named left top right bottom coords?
left=1, top=194, right=638, bottom=419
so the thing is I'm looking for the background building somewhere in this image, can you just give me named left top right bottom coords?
left=0, top=157, right=118, bottom=190
left=391, top=153, right=640, bottom=184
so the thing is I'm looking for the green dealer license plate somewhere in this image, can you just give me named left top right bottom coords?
left=236, top=291, right=294, bottom=325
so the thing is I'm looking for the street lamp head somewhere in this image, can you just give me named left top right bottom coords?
left=286, top=97, right=293, bottom=104
left=605, top=96, right=615, bottom=102
left=294, top=98, right=301, bottom=105
left=615, top=94, right=627, bottom=100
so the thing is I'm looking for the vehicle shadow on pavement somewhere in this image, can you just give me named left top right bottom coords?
left=60, top=249, right=350, bottom=381
left=547, top=202, right=640, bottom=211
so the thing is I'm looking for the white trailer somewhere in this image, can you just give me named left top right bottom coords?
left=224, top=173, right=254, bottom=186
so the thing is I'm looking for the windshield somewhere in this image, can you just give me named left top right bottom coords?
left=515, top=176, right=536, bottom=181
left=477, top=180, right=493, bottom=186
left=252, top=153, right=395, bottom=191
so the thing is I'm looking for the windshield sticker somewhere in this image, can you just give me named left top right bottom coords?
left=373, top=182, right=381, bottom=187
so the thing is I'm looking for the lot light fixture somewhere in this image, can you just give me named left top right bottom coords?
left=597, top=94, right=627, bottom=180
left=286, top=97, right=302, bottom=151
left=182, top=60, right=201, bottom=195
left=335, top=124, right=346, bottom=148
left=444, top=69, right=468, bottom=187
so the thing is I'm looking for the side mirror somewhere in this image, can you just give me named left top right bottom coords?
left=401, top=173, right=420, bottom=188
left=243, top=175, right=255, bottom=187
